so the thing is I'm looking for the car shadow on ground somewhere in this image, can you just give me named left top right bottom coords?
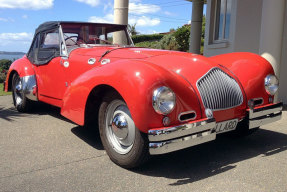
left=70, top=120, right=287, bottom=186
left=132, top=129, right=287, bottom=185
left=0, top=101, right=74, bottom=123
left=71, top=126, right=104, bottom=150
left=0, top=107, right=30, bottom=121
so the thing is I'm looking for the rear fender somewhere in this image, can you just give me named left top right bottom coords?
left=5, top=56, right=37, bottom=101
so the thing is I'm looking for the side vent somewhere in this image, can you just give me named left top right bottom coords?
left=178, top=111, right=196, bottom=122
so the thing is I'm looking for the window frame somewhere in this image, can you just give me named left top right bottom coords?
left=209, top=0, right=231, bottom=46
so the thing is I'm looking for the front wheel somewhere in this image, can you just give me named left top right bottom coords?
left=98, top=94, right=149, bottom=168
left=12, top=73, right=32, bottom=112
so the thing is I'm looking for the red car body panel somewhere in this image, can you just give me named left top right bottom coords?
left=5, top=46, right=275, bottom=133
left=210, top=52, right=274, bottom=107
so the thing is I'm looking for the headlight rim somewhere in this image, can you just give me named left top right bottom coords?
left=152, top=86, right=176, bottom=115
left=264, top=74, right=279, bottom=96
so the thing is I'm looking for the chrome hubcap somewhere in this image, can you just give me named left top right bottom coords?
left=105, top=100, right=136, bottom=154
left=14, top=77, right=23, bottom=106
left=112, top=114, right=129, bottom=140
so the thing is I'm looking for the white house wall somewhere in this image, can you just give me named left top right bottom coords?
left=204, top=0, right=287, bottom=104
left=233, top=0, right=262, bottom=53
left=278, top=1, right=287, bottom=104
left=204, top=0, right=263, bottom=56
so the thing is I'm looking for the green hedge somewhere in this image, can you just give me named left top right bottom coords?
left=132, top=34, right=164, bottom=44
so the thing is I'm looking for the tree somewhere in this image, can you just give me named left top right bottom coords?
left=173, top=25, right=190, bottom=52
left=202, top=15, right=206, bottom=38
left=128, top=24, right=139, bottom=36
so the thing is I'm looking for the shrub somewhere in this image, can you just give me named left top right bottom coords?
left=132, top=34, right=164, bottom=44
left=155, top=34, right=179, bottom=51
left=0, top=72, right=6, bottom=83
left=173, top=25, right=190, bottom=52
left=0, top=59, right=12, bottom=70
left=135, top=41, right=159, bottom=48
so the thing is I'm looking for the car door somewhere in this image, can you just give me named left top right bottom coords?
left=33, top=28, right=68, bottom=107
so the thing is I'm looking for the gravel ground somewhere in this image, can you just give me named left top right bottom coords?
left=0, top=95, right=287, bottom=192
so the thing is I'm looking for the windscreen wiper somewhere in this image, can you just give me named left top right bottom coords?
left=99, top=47, right=130, bottom=62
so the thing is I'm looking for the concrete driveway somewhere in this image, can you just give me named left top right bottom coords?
left=0, top=95, right=287, bottom=192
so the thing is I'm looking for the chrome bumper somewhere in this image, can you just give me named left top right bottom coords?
left=148, top=103, right=283, bottom=155
left=248, top=102, right=283, bottom=129
left=148, top=118, right=216, bottom=155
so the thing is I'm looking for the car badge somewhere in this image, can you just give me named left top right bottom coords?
left=63, top=61, right=69, bottom=68
left=101, top=59, right=110, bottom=65
left=205, top=108, right=213, bottom=119
left=88, top=58, right=96, bottom=65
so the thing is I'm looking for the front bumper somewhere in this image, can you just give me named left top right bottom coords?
left=148, top=102, right=283, bottom=155
left=248, top=102, right=283, bottom=129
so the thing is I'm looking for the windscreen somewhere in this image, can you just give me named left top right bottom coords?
left=61, top=23, right=132, bottom=52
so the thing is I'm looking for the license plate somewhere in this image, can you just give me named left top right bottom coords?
left=215, top=119, right=238, bottom=134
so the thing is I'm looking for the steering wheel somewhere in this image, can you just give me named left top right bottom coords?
left=64, top=35, right=84, bottom=46
left=90, top=37, right=119, bottom=46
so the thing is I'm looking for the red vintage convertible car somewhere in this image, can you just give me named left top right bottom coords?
left=4, top=21, right=283, bottom=168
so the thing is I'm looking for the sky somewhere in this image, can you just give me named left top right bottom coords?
left=0, top=0, right=206, bottom=52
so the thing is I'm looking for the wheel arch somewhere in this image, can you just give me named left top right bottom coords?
left=84, top=84, right=123, bottom=130
left=6, top=70, right=18, bottom=91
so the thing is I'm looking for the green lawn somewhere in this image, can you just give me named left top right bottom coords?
left=0, top=83, right=11, bottom=96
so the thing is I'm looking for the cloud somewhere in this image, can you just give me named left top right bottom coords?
left=0, top=0, right=54, bottom=10
left=103, top=1, right=113, bottom=12
left=89, top=13, right=114, bottom=23
left=129, top=16, right=160, bottom=27
left=0, top=18, right=8, bottom=22
left=0, top=17, right=14, bottom=22
left=0, top=32, right=33, bottom=52
left=74, top=0, right=100, bottom=7
left=129, top=2, right=160, bottom=15
left=89, top=14, right=160, bottom=27
left=22, top=15, right=28, bottom=19
left=164, top=11, right=174, bottom=16
left=0, top=32, right=33, bottom=41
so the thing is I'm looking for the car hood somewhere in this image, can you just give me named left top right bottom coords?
left=72, top=47, right=231, bottom=84
left=71, top=46, right=170, bottom=59
left=144, top=50, right=224, bottom=86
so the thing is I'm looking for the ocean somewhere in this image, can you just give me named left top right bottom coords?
left=0, top=54, right=26, bottom=61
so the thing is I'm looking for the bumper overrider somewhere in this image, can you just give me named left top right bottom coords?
left=148, top=102, right=283, bottom=155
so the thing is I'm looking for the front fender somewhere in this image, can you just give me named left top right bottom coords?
left=60, top=59, right=202, bottom=133
left=209, top=52, right=274, bottom=105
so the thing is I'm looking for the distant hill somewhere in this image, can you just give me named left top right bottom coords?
left=0, top=51, right=26, bottom=55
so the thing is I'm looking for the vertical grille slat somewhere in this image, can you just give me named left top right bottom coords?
left=197, top=68, right=243, bottom=110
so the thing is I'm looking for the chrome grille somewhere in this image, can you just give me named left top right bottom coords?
left=197, top=68, right=243, bottom=110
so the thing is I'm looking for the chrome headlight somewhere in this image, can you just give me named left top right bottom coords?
left=152, top=86, right=176, bottom=115
left=265, top=74, right=279, bottom=95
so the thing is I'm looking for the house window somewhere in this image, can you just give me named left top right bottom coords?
left=214, top=0, right=231, bottom=41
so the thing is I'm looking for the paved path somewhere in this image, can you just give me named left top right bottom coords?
left=0, top=95, right=287, bottom=192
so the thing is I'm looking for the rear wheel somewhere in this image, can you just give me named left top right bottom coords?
left=12, top=73, right=32, bottom=112
left=98, top=94, right=149, bottom=168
